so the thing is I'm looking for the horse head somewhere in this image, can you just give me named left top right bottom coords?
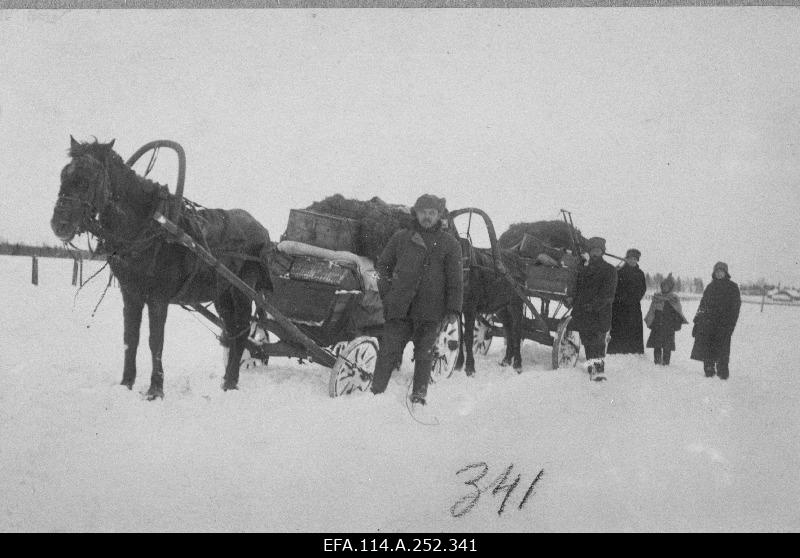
left=51, top=136, right=117, bottom=242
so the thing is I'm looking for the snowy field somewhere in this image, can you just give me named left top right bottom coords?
left=1, top=254, right=798, bottom=533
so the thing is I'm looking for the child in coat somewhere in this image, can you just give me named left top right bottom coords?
left=644, top=274, right=689, bottom=365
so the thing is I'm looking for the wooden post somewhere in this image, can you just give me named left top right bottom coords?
left=79, top=257, right=84, bottom=286
left=761, top=285, right=766, bottom=313
left=72, top=258, right=79, bottom=286
left=31, top=256, right=38, bottom=286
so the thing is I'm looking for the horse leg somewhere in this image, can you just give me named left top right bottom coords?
left=145, top=299, right=169, bottom=400
left=216, top=287, right=252, bottom=391
left=463, top=309, right=477, bottom=376
left=455, top=317, right=465, bottom=372
left=121, top=288, right=144, bottom=389
left=509, top=301, right=524, bottom=373
left=498, top=307, right=513, bottom=367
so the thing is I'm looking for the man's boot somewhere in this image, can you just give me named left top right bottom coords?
left=704, top=361, right=715, bottom=377
left=594, top=359, right=607, bottom=381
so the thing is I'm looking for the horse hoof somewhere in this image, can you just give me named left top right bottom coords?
left=498, top=361, right=508, bottom=368
left=120, top=381, right=134, bottom=390
left=222, top=381, right=239, bottom=392
left=145, top=387, right=164, bottom=400
left=465, top=366, right=476, bottom=376
left=514, top=367, right=523, bottom=374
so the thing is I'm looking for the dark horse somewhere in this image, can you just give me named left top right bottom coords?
left=50, top=137, right=272, bottom=399
left=455, top=220, right=585, bottom=376
left=456, top=247, right=526, bottom=375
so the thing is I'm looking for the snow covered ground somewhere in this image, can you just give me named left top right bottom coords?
left=1, top=255, right=798, bottom=532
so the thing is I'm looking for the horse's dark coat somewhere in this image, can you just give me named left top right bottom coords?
left=457, top=220, right=584, bottom=375
left=51, top=138, right=271, bottom=398
left=456, top=247, right=527, bottom=374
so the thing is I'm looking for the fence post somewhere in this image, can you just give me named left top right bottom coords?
left=31, top=256, right=38, bottom=286
left=79, top=257, right=84, bottom=286
left=761, top=286, right=766, bottom=313
left=72, top=258, right=79, bottom=286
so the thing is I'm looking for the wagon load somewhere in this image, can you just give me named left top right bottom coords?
left=296, top=194, right=416, bottom=263
left=498, top=220, right=586, bottom=264
left=271, top=195, right=418, bottom=340
left=265, top=240, right=384, bottom=347
left=499, top=220, right=587, bottom=299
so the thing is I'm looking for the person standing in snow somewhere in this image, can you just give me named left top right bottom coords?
left=690, top=261, right=741, bottom=379
left=370, top=194, right=463, bottom=406
left=644, top=274, right=689, bottom=365
left=608, top=248, right=647, bottom=355
left=569, top=237, right=618, bottom=381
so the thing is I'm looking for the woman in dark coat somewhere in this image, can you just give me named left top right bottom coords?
left=608, top=248, right=647, bottom=354
left=690, top=261, right=741, bottom=379
left=644, top=274, right=688, bottom=365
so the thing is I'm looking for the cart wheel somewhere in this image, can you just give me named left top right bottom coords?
left=329, top=336, right=379, bottom=397
left=331, top=341, right=349, bottom=357
left=431, top=318, right=461, bottom=383
left=473, top=314, right=493, bottom=356
left=552, top=315, right=580, bottom=370
left=242, top=321, right=270, bottom=368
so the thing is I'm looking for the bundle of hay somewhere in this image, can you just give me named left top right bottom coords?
left=306, top=194, right=415, bottom=263
left=498, top=220, right=587, bottom=261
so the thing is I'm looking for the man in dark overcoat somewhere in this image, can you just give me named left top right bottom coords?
left=371, top=194, right=463, bottom=405
left=690, top=261, right=741, bottom=379
left=570, top=237, right=618, bottom=380
left=608, top=248, right=647, bottom=354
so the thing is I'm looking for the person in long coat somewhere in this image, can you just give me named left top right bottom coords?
left=371, top=194, right=463, bottom=405
left=608, top=248, right=647, bottom=354
left=644, top=274, right=689, bottom=365
left=690, top=261, right=741, bottom=379
left=570, top=237, right=618, bottom=380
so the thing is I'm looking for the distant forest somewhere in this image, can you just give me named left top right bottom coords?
left=643, top=272, right=786, bottom=296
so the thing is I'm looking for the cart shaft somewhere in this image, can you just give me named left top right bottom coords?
left=154, top=212, right=337, bottom=369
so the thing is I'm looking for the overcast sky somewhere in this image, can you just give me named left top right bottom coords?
left=1, top=8, right=798, bottom=286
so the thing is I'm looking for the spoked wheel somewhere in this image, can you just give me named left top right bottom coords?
left=242, top=321, right=270, bottom=368
left=552, top=315, right=581, bottom=369
left=430, top=318, right=462, bottom=383
left=472, top=313, right=494, bottom=356
left=329, top=336, right=379, bottom=397
left=331, top=341, right=349, bottom=357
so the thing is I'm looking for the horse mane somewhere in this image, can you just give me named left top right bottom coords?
left=68, top=137, right=108, bottom=159
left=69, top=138, right=178, bottom=203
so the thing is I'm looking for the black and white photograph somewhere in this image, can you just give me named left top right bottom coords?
left=0, top=2, right=798, bottom=533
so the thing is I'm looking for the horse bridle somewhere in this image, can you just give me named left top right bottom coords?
left=55, top=155, right=112, bottom=238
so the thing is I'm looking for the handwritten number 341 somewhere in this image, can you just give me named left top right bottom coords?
left=450, top=462, right=544, bottom=518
